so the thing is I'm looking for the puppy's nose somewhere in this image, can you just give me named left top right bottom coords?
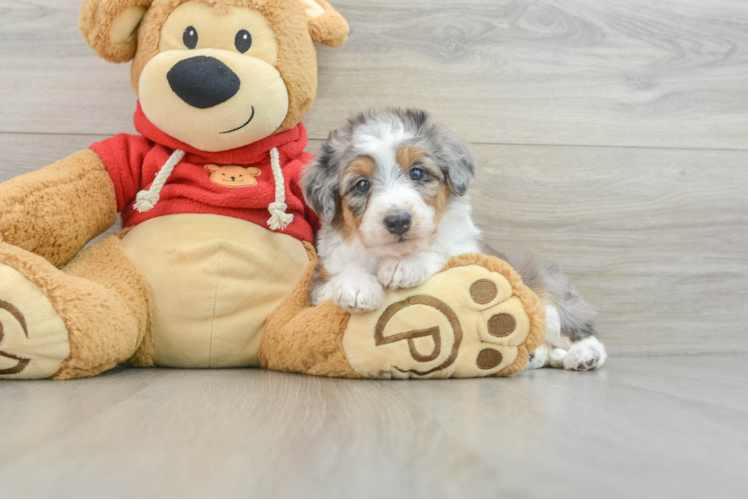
left=167, top=56, right=241, bottom=109
left=384, top=213, right=412, bottom=236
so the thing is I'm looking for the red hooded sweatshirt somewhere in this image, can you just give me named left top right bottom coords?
left=90, top=104, right=318, bottom=243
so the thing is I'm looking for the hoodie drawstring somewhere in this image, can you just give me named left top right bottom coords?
left=266, top=147, right=294, bottom=231
left=133, top=149, right=186, bottom=213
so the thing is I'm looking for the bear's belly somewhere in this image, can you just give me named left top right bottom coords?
left=120, top=214, right=309, bottom=368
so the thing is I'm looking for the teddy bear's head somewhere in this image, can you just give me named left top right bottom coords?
left=80, top=0, right=348, bottom=152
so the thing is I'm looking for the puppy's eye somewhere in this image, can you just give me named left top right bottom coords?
left=235, top=30, right=252, bottom=53
left=183, top=27, right=198, bottom=49
left=355, top=179, right=371, bottom=194
left=410, top=168, right=425, bottom=181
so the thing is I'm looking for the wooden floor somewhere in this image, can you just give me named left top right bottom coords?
left=1, top=0, right=747, bottom=497
left=0, top=356, right=746, bottom=498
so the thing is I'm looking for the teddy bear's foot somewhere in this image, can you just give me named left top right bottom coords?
left=342, top=255, right=546, bottom=379
left=0, top=237, right=152, bottom=380
left=0, top=253, right=70, bottom=380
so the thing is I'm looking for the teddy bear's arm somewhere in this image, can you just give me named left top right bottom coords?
left=0, top=150, right=117, bottom=267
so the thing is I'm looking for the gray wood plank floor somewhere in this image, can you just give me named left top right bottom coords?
left=0, top=0, right=747, bottom=497
left=1, top=357, right=747, bottom=498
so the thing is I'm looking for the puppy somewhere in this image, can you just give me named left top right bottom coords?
left=302, top=108, right=607, bottom=371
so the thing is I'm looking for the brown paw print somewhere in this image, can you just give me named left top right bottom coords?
left=469, top=280, right=513, bottom=369
left=0, top=261, right=72, bottom=380
left=343, top=262, right=540, bottom=379
left=0, top=300, right=30, bottom=375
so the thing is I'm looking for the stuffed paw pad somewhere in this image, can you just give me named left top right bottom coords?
left=342, top=261, right=541, bottom=379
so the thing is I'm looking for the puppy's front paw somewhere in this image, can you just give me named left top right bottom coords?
left=378, top=256, right=430, bottom=290
left=333, top=274, right=385, bottom=314
left=311, top=281, right=333, bottom=307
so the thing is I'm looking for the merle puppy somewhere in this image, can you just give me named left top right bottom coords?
left=301, top=108, right=606, bottom=371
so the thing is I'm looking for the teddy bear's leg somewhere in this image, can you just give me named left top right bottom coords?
left=0, top=234, right=151, bottom=380
left=259, top=243, right=362, bottom=378
left=263, top=252, right=547, bottom=379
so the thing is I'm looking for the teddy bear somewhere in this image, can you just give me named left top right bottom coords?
left=0, top=0, right=545, bottom=381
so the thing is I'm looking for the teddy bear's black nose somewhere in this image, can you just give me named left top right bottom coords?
left=167, top=56, right=241, bottom=109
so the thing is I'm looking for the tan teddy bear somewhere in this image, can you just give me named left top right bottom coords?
left=0, top=0, right=350, bottom=379
left=0, top=0, right=545, bottom=381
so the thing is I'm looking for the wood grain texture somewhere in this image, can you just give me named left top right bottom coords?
left=0, top=359, right=747, bottom=498
left=468, top=144, right=748, bottom=355
left=2, top=133, right=746, bottom=356
left=2, top=0, right=748, bottom=496
left=1, top=0, right=748, bottom=148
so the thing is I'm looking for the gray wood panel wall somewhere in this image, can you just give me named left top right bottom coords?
left=1, top=0, right=746, bottom=356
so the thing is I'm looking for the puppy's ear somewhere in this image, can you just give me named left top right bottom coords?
left=302, top=142, right=340, bottom=221
left=79, top=0, right=152, bottom=63
left=439, top=132, right=477, bottom=197
left=299, top=0, right=350, bottom=47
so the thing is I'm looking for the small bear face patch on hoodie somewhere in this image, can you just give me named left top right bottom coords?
left=205, top=164, right=262, bottom=188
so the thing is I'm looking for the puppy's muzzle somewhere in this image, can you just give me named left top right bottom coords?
left=167, top=56, right=241, bottom=109
left=384, top=213, right=412, bottom=236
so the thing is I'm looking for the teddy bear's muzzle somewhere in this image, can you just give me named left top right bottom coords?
left=167, top=56, right=241, bottom=109
left=139, top=48, right=289, bottom=152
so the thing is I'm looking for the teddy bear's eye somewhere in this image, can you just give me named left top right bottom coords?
left=235, top=30, right=252, bottom=53
left=222, top=173, right=226, bottom=176
left=183, top=26, right=198, bottom=49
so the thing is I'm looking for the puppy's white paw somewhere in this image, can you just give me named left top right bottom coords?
left=549, top=348, right=568, bottom=369
left=311, top=282, right=333, bottom=307
left=526, top=343, right=550, bottom=370
left=563, top=336, right=607, bottom=371
left=378, top=256, right=430, bottom=290
left=333, top=274, right=385, bottom=314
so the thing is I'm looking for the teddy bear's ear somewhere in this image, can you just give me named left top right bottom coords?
left=79, top=0, right=153, bottom=63
left=299, top=0, right=349, bottom=48
left=205, top=164, right=220, bottom=173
